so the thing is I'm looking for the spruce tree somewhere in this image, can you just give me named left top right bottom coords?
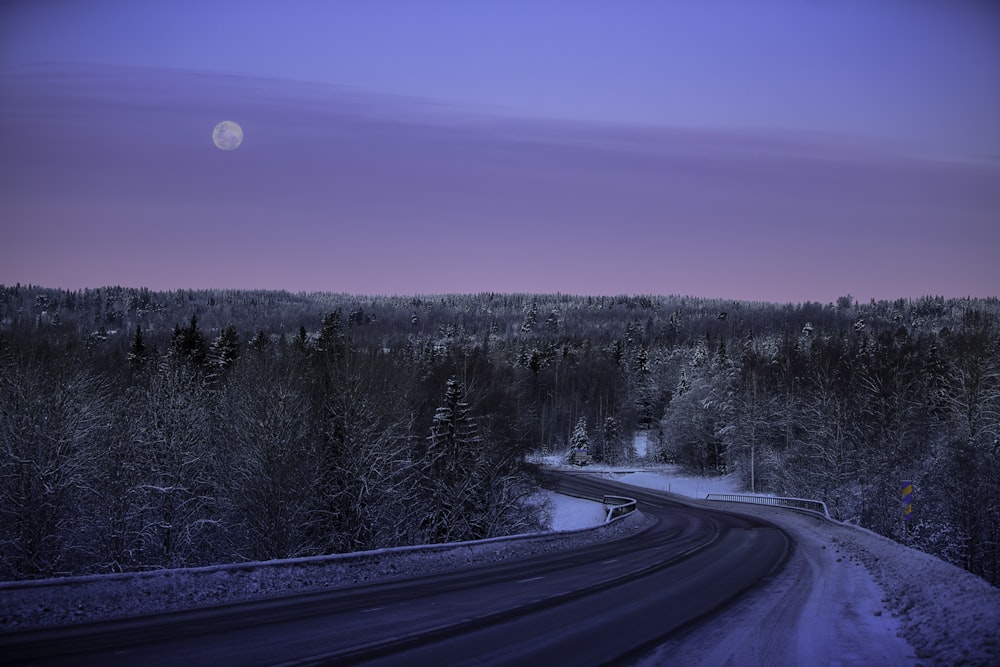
left=209, top=323, right=240, bottom=370
left=521, top=304, right=537, bottom=334
left=568, top=417, right=590, bottom=465
left=603, top=416, right=626, bottom=464
left=316, top=310, right=345, bottom=356
left=169, top=315, right=208, bottom=366
left=127, top=325, right=146, bottom=367
left=426, top=376, right=481, bottom=482
left=249, top=329, right=269, bottom=355
left=422, top=376, right=483, bottom=541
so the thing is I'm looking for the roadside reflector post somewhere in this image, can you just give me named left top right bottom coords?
left=901, top=480, right=914, bottom=524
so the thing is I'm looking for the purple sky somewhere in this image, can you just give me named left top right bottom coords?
left=1, top=1, right=998, bottom=302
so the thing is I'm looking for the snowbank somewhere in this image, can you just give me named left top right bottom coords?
left=830, top=520, right=1000, bottom=666
left=603, top=470, right=1000, bottom=667
left=746, top=507, right=1000, bottom=667
left=533, top=489, right=610, bottom=531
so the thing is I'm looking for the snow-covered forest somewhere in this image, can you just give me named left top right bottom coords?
left=1, top=285, right=997, bottom=587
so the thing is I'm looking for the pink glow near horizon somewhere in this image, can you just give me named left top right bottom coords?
left=1, top=2, right=998, bottom=303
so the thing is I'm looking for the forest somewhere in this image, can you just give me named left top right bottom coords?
left=1, top=285, right=997, bottom=587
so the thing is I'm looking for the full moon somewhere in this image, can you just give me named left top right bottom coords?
left=212, top=120, right=243, bottom=151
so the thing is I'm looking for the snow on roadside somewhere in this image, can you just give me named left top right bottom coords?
left=528, top=457, right=745, bottom=501
left=641, top=504, right=917, bottom=667
left=603, top=469, right=741, bottom=499
left=607, top=468, right=1000, bottom=667
left=533, top=490, right=609, bottom=531
left=833, top=521, right=1000, bottom=666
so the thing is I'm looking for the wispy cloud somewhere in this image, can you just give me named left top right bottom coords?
left=2, top=64, right=997, bottom=300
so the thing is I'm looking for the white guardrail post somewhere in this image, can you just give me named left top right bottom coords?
left=704, top=493, right=831, bottom=520
left=602, top=495, right=637, bottom=523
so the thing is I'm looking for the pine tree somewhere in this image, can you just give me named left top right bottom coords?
left=426, top=376, right=481, bottom=479
left=208, top=323, right=240, bottom=370
left=568, top=417, right=590, bottom=465
left=676, top=370, right=690, bottom=397
left=249, top=329, right=269, bottom=355
left=422, top=376, right=483, bottom=541
left=544, top=309, right=561, bottom=333
left=168, top=315, right=208, bottom=366
left=127, top=326, right=146, bottom=367
left=294, top=325, right=308, bottom=351
left=603, top=416, right=628, bottom=465
left=634, top=347, right=651, bottom=375
left=316, top=310, right=345, bottom=356
left=521, top=304, right=538, bottom=334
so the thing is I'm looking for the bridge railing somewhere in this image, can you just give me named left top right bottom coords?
left=603, top=495, right=637, bottom=523
left=705, top=493, right=831, bottom=520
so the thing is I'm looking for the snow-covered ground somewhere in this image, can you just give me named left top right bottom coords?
left=633, top=430, right=651, bottom=458
left=533, top=489, right=610, bottom=531
left=530, top=456, right=744, bottom=499
left=639, top=504, right=918, bottom=666
left=601, top=468, right=741, bottom=498
left=602, top=470, right=1000, bottom=667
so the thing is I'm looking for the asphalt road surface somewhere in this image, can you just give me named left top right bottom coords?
left=1, top=470, right=790, bottom=666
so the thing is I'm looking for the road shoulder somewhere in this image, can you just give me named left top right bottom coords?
left=639, top=504, right=918, bottom=666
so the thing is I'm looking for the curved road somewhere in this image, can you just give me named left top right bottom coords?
left=1, top=470, right=789, bottom=666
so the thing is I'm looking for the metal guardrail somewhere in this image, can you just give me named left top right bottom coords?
left=603, top=495, right=637, bottom=523
left=705, top=493, right=831, bottom=520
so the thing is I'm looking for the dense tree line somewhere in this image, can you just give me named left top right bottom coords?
left=1, top=285, right=997, bottom=586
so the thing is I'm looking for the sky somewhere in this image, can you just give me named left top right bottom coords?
left=1, top=1, right=998, bottom=302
